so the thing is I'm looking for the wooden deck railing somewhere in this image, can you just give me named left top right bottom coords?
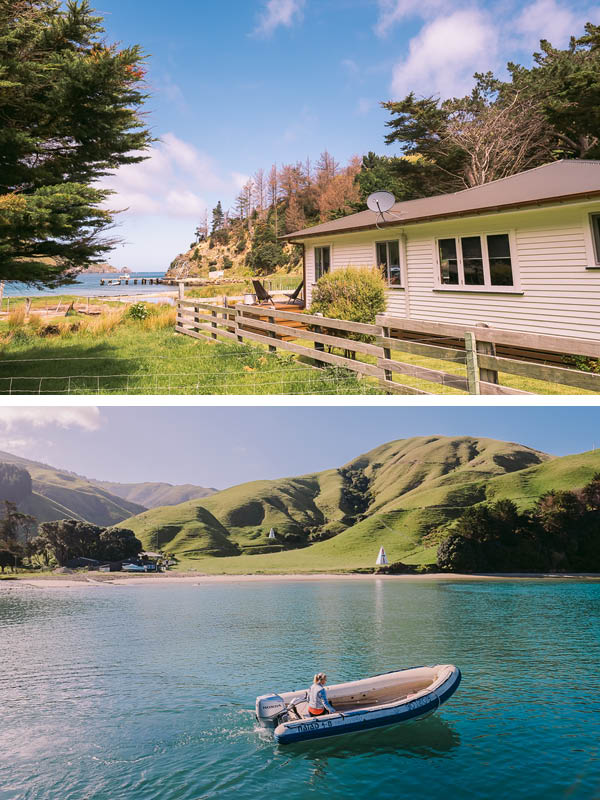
left=175, top=299, right=600, bottom=395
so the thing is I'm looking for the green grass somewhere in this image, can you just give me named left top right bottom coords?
left=0, top=315, right=380, bottom=395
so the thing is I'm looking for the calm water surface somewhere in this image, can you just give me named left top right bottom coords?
left=4, top=273, right=166, bottom=299
left=0, top=579, right=599, bottom=800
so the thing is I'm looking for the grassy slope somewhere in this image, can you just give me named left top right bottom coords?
left=122, top=435, right=581, bottom=573
left=0, top=451, right=146, bottom=527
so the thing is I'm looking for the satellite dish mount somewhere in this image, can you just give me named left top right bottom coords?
left=366, top=191, right=402, bottom=229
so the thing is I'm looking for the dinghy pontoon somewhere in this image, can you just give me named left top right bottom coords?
left=256, top=664, right=460, bottom=744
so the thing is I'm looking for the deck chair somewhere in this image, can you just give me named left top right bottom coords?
left=252, top=279, right=276, bottom=306
left=286, top=280, right=304, bottom=305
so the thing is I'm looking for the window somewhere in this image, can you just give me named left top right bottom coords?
left=314, top=246, right=330, bottom=282
left=437, top=233, right=514, bottom=288
left=591, top=214, right=600, bottom=265
left=376, top=240, right=402, bottom=286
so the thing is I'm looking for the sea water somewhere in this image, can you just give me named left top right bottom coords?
left=0, top=579, right=598, bottom=800
left=2, top=273, right=166, bottom=299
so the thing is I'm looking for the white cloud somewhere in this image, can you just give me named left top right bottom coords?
left=231, top=172, right=251, bottom=190
left=515, top=0, right=593, bottom=50
left=390, top=9, right=498, bottom=99
left=99, top=133, right=237, bottom=220
left=375, top=0, right=446, bottom=35
left=0, top=408, right=102, bottom=431
left=253, top=0, right=305, bottom=36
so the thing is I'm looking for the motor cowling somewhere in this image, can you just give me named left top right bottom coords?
left=256, top=694, right=287, bottom=728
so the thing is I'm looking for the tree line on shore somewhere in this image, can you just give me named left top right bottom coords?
left=0, top=503, right=142, bottom=572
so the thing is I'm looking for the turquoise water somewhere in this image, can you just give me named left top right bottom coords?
left=1, top=579, right=599, bottom=800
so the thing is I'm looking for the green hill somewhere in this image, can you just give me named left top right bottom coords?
left=0, top=451, right=146, bottom=526
left=120, top=435, right=594, bottom=573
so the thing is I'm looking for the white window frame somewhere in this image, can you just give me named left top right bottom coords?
left=313, top=244, right=332, bottom=284
left=433, top=230, right=521, bottom=293
left=374, top=239, right=403, bottom=288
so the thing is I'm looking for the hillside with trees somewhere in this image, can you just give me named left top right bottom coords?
left=167, top=22, right=600, bottom=282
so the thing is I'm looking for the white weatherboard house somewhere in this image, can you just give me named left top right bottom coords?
left=284, top=160, right=600, bottom=341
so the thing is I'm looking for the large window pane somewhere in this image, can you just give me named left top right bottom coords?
left=591, top=215, right=600, bottom=265
left=487, top=234, right=514, bottom=285
left=439, top=238, right=458, bottom=284
left=314, top=246, right=330, bottom=282
left=376, top=242, right=388, bottom=282
left=461, top=236, right=484, bottom=285
left=388, top=241, right=401, bottom=286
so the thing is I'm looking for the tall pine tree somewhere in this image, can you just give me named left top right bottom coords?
left=0, top=0, right=152, bottom=287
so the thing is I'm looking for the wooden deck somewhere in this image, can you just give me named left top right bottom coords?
left=238, top=302, right=307, bottom=341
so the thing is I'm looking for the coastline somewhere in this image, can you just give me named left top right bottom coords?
left=5, top=571, right=600, bottom=588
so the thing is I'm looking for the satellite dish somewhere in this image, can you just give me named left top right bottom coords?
left=367, top=191, right=396, bottom=214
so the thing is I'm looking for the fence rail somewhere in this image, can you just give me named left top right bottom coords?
left=175, top=300, right=600, bottom=395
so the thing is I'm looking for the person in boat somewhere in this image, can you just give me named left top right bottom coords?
left=307, top=673, right=335, bottom=717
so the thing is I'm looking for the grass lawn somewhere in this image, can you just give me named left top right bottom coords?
left=0, top=308, right=381, bottom=395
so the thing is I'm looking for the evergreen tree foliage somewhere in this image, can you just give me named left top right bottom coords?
left=437, top=475, right=600, bottom=572
left=0, top=0, right=152, bottom=286
left=211, top=201, right=225, bottom=233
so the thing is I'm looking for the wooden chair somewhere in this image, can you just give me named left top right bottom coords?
left=252, top=279, right=276, bottom=306
left=286, top=280, right=304, bottom=305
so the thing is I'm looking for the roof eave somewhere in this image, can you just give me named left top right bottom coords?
left=282, top=190, right=600, bottom=242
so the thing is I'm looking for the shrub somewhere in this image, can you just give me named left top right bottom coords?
left=310, top=267, right=386, bottom=328
left=222, top=256, right=233, bottom=269
left=127, top=302, right=150, bottom=321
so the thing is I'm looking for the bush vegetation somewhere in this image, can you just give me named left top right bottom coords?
left=437, top=475, right=600, bottom=572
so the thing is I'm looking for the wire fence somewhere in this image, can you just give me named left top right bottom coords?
left=0, top=354, right=385, bottom=395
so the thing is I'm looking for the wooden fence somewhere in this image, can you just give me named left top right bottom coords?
left=175, top=299, right=600, bottom=395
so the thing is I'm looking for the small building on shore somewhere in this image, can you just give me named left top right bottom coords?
left=284, top=160, right=600, bottom=341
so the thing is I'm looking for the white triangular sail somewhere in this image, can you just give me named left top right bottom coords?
left=268, top=528, right=276, bottom=539
left=376, top=546, right=388, bottom=566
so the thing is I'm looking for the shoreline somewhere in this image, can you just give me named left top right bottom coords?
left=4, top=571, right=600, bottom=588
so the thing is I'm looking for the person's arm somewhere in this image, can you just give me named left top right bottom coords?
left=318, top=686, right=335, bottom=713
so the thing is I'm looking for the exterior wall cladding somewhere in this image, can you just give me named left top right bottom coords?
left=301, top=201, right=600, bottom=341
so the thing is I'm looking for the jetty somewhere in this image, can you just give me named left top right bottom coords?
left=99, top=277, right=161, bottom=287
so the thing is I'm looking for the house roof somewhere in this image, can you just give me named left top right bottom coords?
left=283, top=160, right=600, bottom=240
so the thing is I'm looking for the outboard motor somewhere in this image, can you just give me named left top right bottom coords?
left=255, top=694, right=287, bottom=729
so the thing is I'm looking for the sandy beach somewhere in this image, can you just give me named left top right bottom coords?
left=5, top=572, right=600, bottom=588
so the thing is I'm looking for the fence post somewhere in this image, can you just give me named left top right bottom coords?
left=194, top=304, right=200, bottom=334
left=235, top=306, right=244, bottom=343
left=211, top=308, right=217, bottom=340
left=465, top=331, right=480, bottom=394
left=381, top=325, right=392, bottom=382
left=476, top=322, right=498, bottom=385
left=178, top=282, right=185, bottom=300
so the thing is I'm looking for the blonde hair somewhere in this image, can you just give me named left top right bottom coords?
left=314, top=672, right=327, bottom=683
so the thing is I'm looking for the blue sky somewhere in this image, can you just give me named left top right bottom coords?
left=1, top=406, right=598, bottom=488
left=94, top=0, right=600, bottom=271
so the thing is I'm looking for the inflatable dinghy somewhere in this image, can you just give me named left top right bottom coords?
left=256, top=664, right=460, bottom=744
